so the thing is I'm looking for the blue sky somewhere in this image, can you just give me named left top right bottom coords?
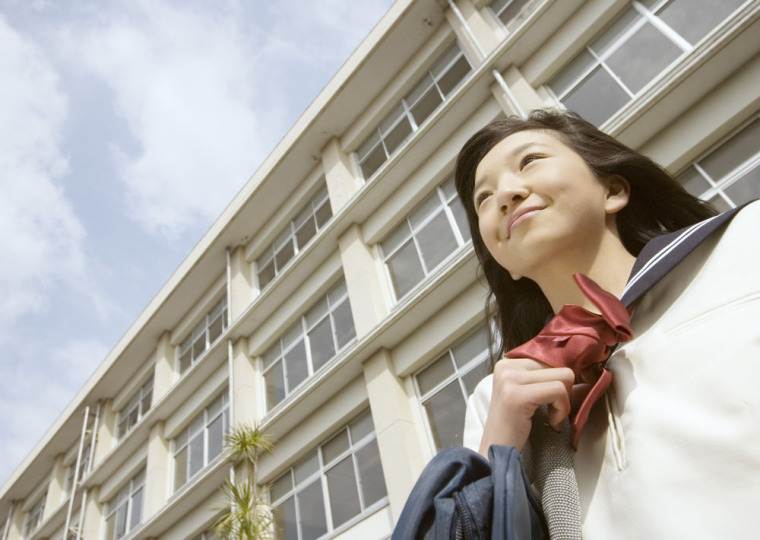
left=0, top=0, right=394, bottom=486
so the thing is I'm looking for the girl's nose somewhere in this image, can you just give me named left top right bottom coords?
left=495, top=177, right=529, bottom=214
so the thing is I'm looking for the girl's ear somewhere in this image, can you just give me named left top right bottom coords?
left=604, top=175, right=630, bottom=215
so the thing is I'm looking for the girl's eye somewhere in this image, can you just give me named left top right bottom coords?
left=475, top=191, right=491, bottom=209
left=520, top=153, right=540, bottom=169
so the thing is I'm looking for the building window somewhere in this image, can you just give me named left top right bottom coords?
left=256, top=182, right=333, bottom=290
left=415, top=325, right=490, bottom=450
left=380, top=176, right=471, bottom=300
left=356, top=43, right=472, bottom=179
left=488, top=0, right=542, bottom=32
left=173, top=390, right=229, bottom=492
left=104, top=468, right=145, bottom=540
left=547, top=0, right=744, bottom=126
left=23, top=492, right=46, bottom=537
left=263, top=279, right=356, bottom=411
left=678, top=116, right=760, bottom=212
left=271, top=411, right=387, bottom=538
left=63, top=439, right=92, bottom=499
left=116, top=377, right=153, bottom=440
left=178, top=296, right=228, bottom=376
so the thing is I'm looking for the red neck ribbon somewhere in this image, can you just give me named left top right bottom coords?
left=506, top=274, right=633, bottom=449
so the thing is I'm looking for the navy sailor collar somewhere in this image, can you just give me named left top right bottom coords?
left=620, top=202, right=751, bottom=308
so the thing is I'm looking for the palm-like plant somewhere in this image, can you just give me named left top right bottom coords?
left=213, top=424, right=276, bottom=539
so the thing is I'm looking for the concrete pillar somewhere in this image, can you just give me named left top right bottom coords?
left=93, top=399, right=116, bottom=465
left=80, top=486, right=101, bottom=540
left=322, top=137, right=360, bottom=213
left=446, top=0, right=501, bottom=62
left=338, top=224, right=389, bottom=338
left=363, top=349, right=426, bottom=521
left=231, top=337, right=259, bottom=425
left=144, top=421, right=170, bottom=518
left=229, top=245, right=253, bottom=322
left=46, top=454, right=66, bottom=511
left=153, top=331, right=174, bottom=401
left=489, top=65, right=547, bottom=118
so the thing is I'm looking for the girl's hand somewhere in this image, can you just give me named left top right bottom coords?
left=478, top=356, right=575, bottom=456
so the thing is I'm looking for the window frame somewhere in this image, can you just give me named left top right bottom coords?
left=488, top=0, right=543, bottom=32
left=414, top=324, right=490, bottom=451
left=116, top=377, right=154, bottom=441
left=172, top=390, right=230, bottom=493
left=270, top=411, right=388, bottom=539
left=546, top=0, right=744, bottom=126
left=255, top=182, right=333, bottom=291
left=355, top=42, right=472, bottom=180
left=379, top=175, right=471, bottom=301
left=677, top=114, right=760, bottom=211
left=177, top=296, right=229, bottom=376
left=23, top=491, right=47, bottom=537
left=261, top=278, right=357, bottom=412
left=103, top=468, right=145, bottom=540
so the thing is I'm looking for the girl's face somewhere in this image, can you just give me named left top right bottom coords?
left=472, top=129, right=628, bottom=281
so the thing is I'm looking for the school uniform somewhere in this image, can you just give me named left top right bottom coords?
left=464, top=200, right=760, bottom=538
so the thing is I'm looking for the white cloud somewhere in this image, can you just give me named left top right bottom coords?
left=61, top=0, right=268, bottom=240
left=0, top=16, right=86, bottom=335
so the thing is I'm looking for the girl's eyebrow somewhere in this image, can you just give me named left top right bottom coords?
left=473, top=141, right=541, bottom=193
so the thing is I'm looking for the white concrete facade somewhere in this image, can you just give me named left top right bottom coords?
left=2, top=0, right=759, bottom=538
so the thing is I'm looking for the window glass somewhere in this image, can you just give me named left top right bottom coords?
left=381, top=176, right=471, bottom=300
left=104, top=468, right=145, bottom=540
left=173, top=390, right=229, bottom=491
left=23, top=492, right=46, bottom=537
left=548, top=1, right=743, bottom=125
left=272, top=412, right=387, bottom=537
left=116, top=377, right=153, bottom=440
left=677, top=117, right=760, bottom=210
left=356, top=43, right=471, bottom=180
left=256, top=180, right=333, bottom=290
left=489, top=0, right=540, bottom=32
left=178, top=296, right=228, bottom=376
left=263, top=279, right=356, bottom=411
left=416, top=325, right=490, bottom=450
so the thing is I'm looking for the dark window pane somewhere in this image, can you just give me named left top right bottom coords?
left=208, top=314, right=223, bottom=343
left=130, top=487, right=143, bottom=530
left=410, top=87, right=442, bottom=126
left=606, top=21, right=681, bottom=94
left=308, top=317, right=336, bottom=371
left=425, top=381, right=467, bottom=449
left=658, top=0, right=743, bottom=45
left=275, top=240, right=295, bottom=271
left=315, top=201, right=332, bottom=228
left=207, top=414, right=224, bottom=461
left=387, top=240, right=426, bottom=298
left=417, top=354, right=455, bottom=396
left=461, top=362, right=488, bottom=395
left=265, top=362, right=285, bottom=409
left=355, top=439, right=387, bottom=506
left=326, top=457, right=361, bottom=527
left=115, top=504, right=128, bottom=538
left=383, top=117, right=413, bottom=156
left=359, top=143, right=387, bottom=179
left=297, top=480, right=327, bottom=540
left=417, top=212, right=458, bottom=272
left=707, top=193, right=732, bottom=213
left=725, top=166, right=760, bottom=207
left=322, top=430, right=350, bottom=465
left=701, top=119, right=760, bottom=180
left=285, top=340, right=308, bottom=392
left=449, top=199, right=471, bottom=241
left=563, top=66, right=629, bottom=126
left=174, top=446, right=188, bottom=490
left=189, top=432, right=205, bottom=477
left=438, top=56, right=471, bottom=96
left=452, top=328, right=488, bottom=368
left=192, top=334, right=206, bottom=361
left=274, top=497, right=299, bottom=540
left=296, top=218, right=317, bottom=250
left=258, top=260, right=276, bottom=289
left=332, top=301, right=356, bottom=349
left=678, top=167, right=712, bottom=197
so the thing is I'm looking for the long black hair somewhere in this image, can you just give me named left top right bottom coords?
left=455, top=109, right=716, bottom=365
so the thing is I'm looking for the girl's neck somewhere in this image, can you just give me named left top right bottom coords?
left=535, top=235, right=636, bottom=314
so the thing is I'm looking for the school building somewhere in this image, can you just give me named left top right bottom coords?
left=2, top=0, right=758, bottom=538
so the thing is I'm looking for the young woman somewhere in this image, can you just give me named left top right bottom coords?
left=455, top=109, right=760, bottom=538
